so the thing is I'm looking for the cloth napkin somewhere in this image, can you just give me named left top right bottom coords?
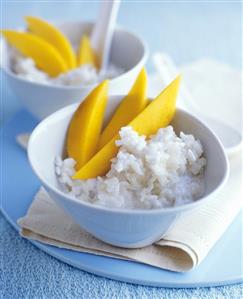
left=17, top=58, right=242, bottom=272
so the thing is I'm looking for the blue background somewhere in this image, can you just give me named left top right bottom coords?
left=1, top=1, right=242, bottom=298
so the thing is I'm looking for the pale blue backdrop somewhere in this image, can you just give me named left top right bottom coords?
left=1, top=1, right=242, bottom=298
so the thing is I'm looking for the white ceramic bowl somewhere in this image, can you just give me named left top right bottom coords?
left=1, top=21, right=148, bottom=119
left=28, top=97, right=229, bottom=248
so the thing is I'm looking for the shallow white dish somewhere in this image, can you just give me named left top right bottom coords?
left=149, top=73, right=243, bottom=157
left=27, top=97, right=229, bottom=248
left=1, top=21, right=148, bottom=119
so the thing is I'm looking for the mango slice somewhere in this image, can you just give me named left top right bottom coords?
left=98, top=68, right=148, bottom=149
left=25, top=16, right=76, bottom=69
left=77, top=34, right=97, bottom=68
left=73, top=76, right=181, bottom=179
left=1, top=30, right=68, bottom=76
left=67, top=80, right=109, bottom=170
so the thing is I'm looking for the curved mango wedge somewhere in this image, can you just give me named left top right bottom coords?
left=25, top=16, right=76, bottom=69
left=98, top=68, right=148, bottom=149
left=1, top=30, right=68, bottom=76
left=67, top=80, right=109, bottom=170
left=73, top=76, right=181, bottom=179
left=77, top=34, right=97, bottom=68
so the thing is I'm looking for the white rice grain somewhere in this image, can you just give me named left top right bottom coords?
left=55, top=126, right=207, bottom=210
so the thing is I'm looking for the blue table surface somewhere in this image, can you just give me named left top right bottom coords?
left=1, top=1, right=242, bottom=298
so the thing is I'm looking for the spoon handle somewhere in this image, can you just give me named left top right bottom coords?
left=153, top=53, right=195, bottom=109
left=153, top=53, right=217, bottom=118
left=91, top=0, right=121, bottom=72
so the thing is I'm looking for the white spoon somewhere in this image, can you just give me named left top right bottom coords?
left=91, top=0, right=121, bottom=73
left=153, top=53, right=242, bottom=156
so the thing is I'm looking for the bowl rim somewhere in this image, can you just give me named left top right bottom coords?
left=28, top=100, right=230, bottom=215
left=1, top=21, right=149, bottom=90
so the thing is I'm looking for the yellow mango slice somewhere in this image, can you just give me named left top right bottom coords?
left=77, top=34, right=97, bottom=68
left=25, top=16, right=76, bottom=69
left=67, top=80, right=109, bottom=170
left=1, top=30, right=68, bottom=76
left=73, top=76, right=181, bottom=179
left=98, top=68, right=148, bottom=149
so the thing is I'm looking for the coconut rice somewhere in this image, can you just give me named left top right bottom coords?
left=10, top=49, right=123, bottom=86
left=55, top=126, right=206, bottom=210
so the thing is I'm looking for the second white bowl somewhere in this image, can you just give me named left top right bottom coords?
left=1, top=21, right=148, bottom=119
